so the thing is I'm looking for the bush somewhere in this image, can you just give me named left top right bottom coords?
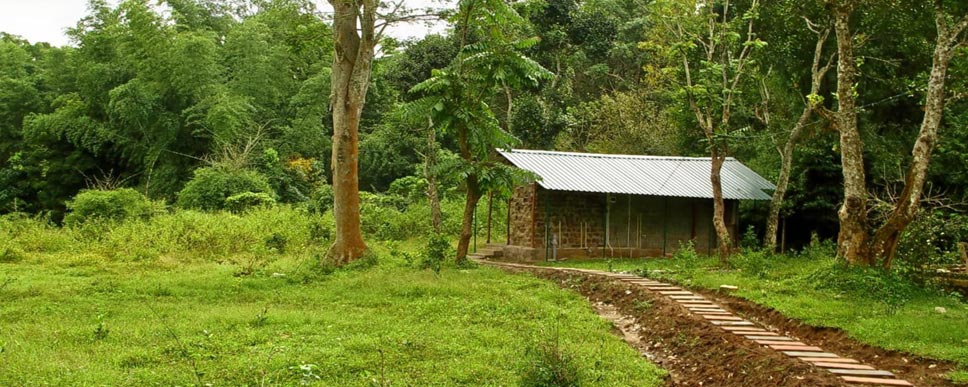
left=225, top=192, right=276, bottom=214
left=387, top=175, right=428, bottom=201
left=64, top=188, right=157, bottom=226
left=177, top=167, right=275, bottom=211
left=896, top=210, right=968, bottom=272
left=306, top=185, right=334, bottom=215
left=733, top=249, right=772, bottom=279
left=419, top=233, right=452, bottom=273
left=796, top=233, right=836, bottom=261
left=520, top=331, right=582, bottom=387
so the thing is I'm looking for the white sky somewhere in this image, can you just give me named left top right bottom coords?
left=0, top=0, right=448, bottom=47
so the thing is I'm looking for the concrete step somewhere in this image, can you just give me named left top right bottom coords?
left=474, top=248, right=503, bottom=257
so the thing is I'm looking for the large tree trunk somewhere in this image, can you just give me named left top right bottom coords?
left=869, top=6, right=968, bottom=269
left=830, top=1, right=870, bottom=265
left=327, top=0, right=377, bottom=264
left=710, top=149, right=731, bottom=261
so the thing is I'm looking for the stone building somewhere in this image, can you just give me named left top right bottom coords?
left=497, top=149, right=775, bottom=261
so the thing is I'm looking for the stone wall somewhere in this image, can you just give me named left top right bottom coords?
left=534, top=189, right=606, bottom=250
left=503, top=186, right=739, bottom=261
left=508, top=184, right=536, bottom=247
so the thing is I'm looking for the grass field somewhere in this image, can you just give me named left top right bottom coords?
left=0, top=246, right=664, bottom=386
left=543, top=247, right=968, bottom=376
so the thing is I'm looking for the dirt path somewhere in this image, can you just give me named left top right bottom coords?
left=478, top=260, right=957, bottom=386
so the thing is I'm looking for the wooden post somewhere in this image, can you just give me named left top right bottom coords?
left=506, top=196, right=511, bottom=245
left=663, top=197, right=669, bottom=256
left=486, top=191, right=493, bottom=244
left=781, top=217, right=787, bottom=253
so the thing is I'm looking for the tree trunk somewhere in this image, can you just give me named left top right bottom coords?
left=326, top=0, right=377, bottom=264
left=456, top=174, right=481, bottom=263
left=425, top=126, right=443, bottom=233
left=455, top=125, right=478, bottom=264
left=869, top=7, right=967, bottom=269
left=830, top=1, right=870, bottom=265
left=764, top=21, right=832, bottom=252
left=486, top=191, right=493, bottom=244
left=764, top=144, right=793, bottom=253
left=710, top=149, right=731, bottom=262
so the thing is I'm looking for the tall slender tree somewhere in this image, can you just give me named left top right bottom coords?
left=653, top=0, right=766, bottom=261
left=761, top=17, right=836, bottom=252
left=406, top=0, right=551, bottom=263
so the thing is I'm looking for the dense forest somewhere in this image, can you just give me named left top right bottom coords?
left=2, top=0, right=967, bottom=267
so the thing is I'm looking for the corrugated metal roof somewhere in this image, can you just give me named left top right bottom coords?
left=498, top=149, right=775, bottom=200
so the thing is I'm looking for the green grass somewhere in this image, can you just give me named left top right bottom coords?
left=0, top=250, right=664, bottom=385
left=543, top=250, right=968, bottom=372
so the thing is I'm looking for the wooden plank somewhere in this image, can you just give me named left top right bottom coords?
left=732, top=330, right=772, bottom=336
left=782, top=351, right=838, bottom=358
left=770, top=345, right=824, bottom=351
left=839, top=376, right=912, bottom=386
left=745, top=335, right=790, bottom=340
left=694, top=311, right=732, bottom=315
left=811, top=362, right=874, bottom=370
left=710, top=321, right=754, bottom=326
left=829, top=369, right=894, bottom=377
left=680, top=303, right=717, bottom=308
left=720, top=326, right=764, bottom=331
left=755, top=340, right=805, bottom=346
left=800, top=357, right=859, bottom=363
left=659, top=291, right=694, bottom=295
left=702, top=315, right=744, bottom=321
left=731, top=331, right=771, bottom=336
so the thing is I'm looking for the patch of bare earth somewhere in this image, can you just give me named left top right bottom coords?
left=524, top=268, right=849, bottom=386
left=693, top=286, right=959, bottom=386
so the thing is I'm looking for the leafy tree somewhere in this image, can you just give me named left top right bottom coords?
left=407, top=0, right=552, bottom=262
left=647, top=0, right=767, bottom=261
left=820, top=0, right=968, bottom=267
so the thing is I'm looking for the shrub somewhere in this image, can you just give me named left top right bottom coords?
left=64, top=188, right=157, bottom=226
left=733, top=250, right=772, bottom=279
left=177, top=167, right=275, bottom=211
left=419, top=233, right=452, bottom=273
left=797, top=233, right=836, bottom=261
left=387, top=175, right=427, bottom=201
left=520, top=331, right=582, bottom=387
left=896, top=210, right=968, bottom=272
left=306, top=185, right=334, bottom=215
left=672, top=240, right=701, bottom=261
left=739, top=225, right=761, bottom=251
left=225, top=192, right=276, bottom=214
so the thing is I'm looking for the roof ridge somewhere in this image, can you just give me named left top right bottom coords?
left=503, top=148, right=740, bottom=161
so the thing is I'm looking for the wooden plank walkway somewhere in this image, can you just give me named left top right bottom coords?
left=474, top=259, right=914, bottom=387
